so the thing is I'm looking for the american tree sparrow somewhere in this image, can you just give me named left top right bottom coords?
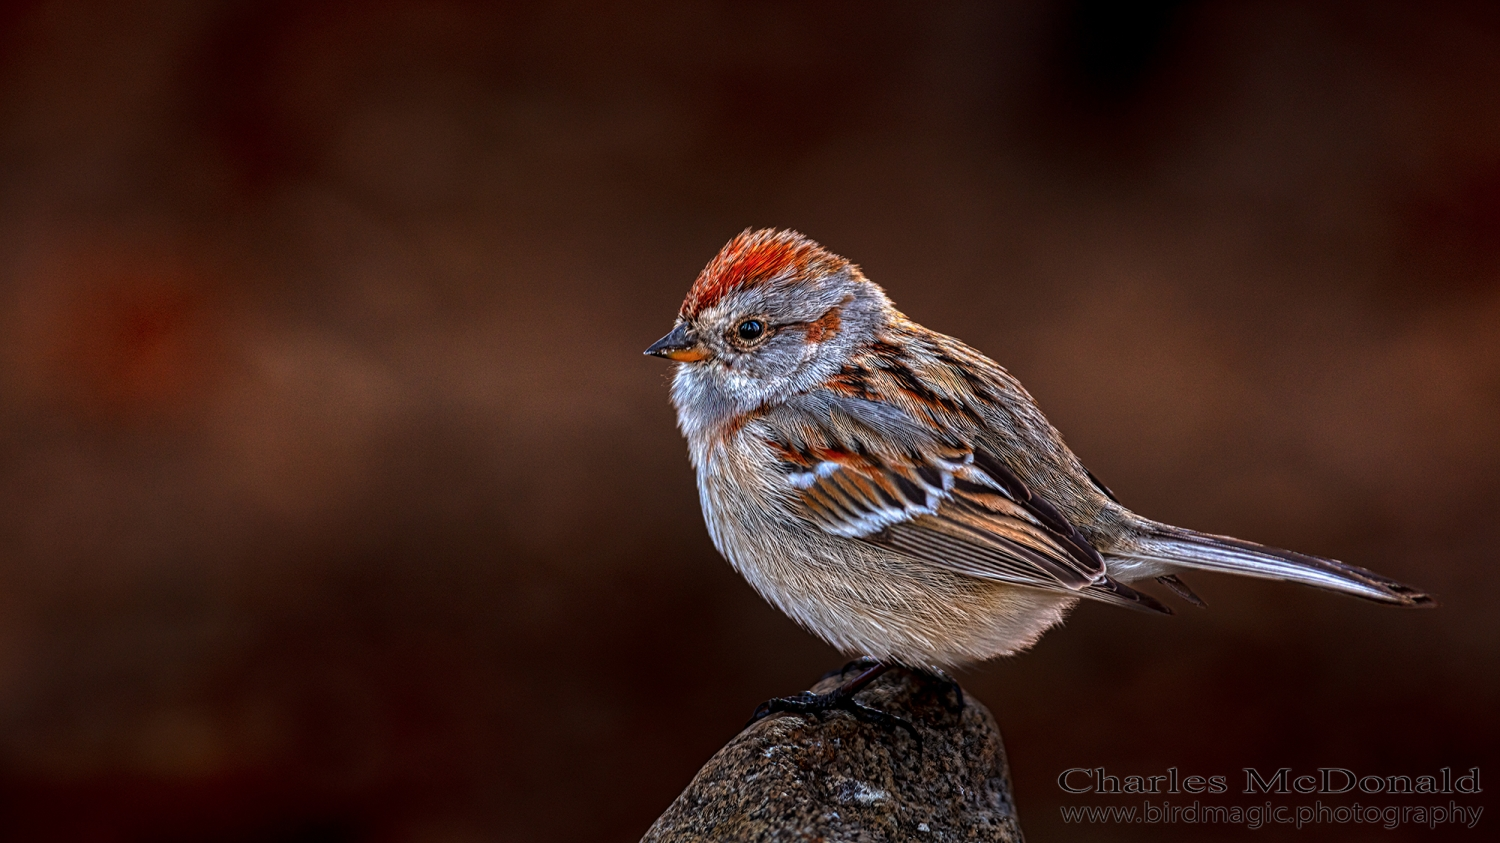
left=647, top=229, right=1431, bottom=725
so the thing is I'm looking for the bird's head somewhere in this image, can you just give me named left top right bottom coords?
left=646, top=229, right=893, bottom=425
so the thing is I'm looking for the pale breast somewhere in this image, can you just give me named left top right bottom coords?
left=692, top=424, right=1076, bottom=668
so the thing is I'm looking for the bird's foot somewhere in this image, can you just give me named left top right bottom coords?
left=747, top=663, right=919, bottom=745
left=749, top=692, right=920, bottom=743
left=818, top=656, right=881, bottom=682
left=917, top=669, right=966, bottom=714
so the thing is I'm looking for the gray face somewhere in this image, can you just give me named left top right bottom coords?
left=668, top=269, right=892, bottom=439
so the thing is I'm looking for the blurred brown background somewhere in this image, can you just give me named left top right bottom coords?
left=0, top=1, right=1495, bottom=840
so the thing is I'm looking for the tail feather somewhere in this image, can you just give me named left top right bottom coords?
left=1130, top=525, right=1434, bottom=608
left=1155, top=574, right=1207, bottom=608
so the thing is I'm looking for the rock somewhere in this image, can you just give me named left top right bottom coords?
left=642, top=667, right=1024, bottom=842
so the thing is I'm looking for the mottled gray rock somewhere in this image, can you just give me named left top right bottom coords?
left=643, top=668, right=1024, bottom=842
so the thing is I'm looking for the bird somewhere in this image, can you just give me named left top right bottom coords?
left=645, top=228, right=1432, bottom=727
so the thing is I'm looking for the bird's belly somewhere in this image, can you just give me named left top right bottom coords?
left=699, top=471, right=1075, bottom=669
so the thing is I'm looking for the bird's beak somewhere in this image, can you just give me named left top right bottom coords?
left=644, top=323, right=709, bottom=362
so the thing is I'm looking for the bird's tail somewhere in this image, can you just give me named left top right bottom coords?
left=1126, top=522, right=1435, bottom=608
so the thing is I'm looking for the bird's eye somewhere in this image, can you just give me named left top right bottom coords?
left=736, top=320, right=766, bottom=342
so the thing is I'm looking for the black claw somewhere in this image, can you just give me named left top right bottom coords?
left=845, top=700, right=921, bottom=746
left=747, top=701, right=773, bottom=724
left=744, top=663, right=919, bottom=746
left=746, top=689, right=920, bottom=747
left=938, top=680, right=965, bottom=714
left=747, top=691, right=818, bottom=725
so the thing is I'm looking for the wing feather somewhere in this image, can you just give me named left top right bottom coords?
left=764, top=404, right=1167, bottom=613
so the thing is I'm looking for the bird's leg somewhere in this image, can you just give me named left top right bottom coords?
left=747, top=663, right=919, bottom=744
left=817, top=656, right=881, bottom=682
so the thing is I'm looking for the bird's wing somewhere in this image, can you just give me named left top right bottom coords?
left=761, top=398, right=1170, bottom=613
